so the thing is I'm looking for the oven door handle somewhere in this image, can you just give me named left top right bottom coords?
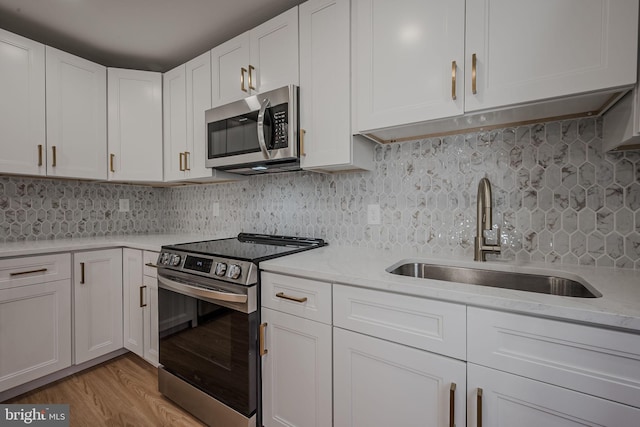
left=158, top=274, right=248, bottom=304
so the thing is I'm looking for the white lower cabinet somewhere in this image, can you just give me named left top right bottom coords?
left=261, top=308, right=332, bottom=427
left=261, top=272, right=332, bottom=427
left=73, top=249, right=123, bottom=365
left=123, top=248, right=159, bottom=366
left=0, top=254, right=71, bottom=392
left=334, top=327, right=466, bottom=427
left=467, top=364, right=640, bottom=427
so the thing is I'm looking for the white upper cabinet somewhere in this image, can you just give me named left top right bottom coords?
left=354, top=0, right=465, bottom=132
left=46, top=47, right=107, bottom=180
left=0, top=28, right=46, bottom=176
left=164, top=52, right=242, bottom=183
left=299, top=0, right=374, bottom=172
left=163, top=63, right=188, bottom=182
left=465, top=0, right=639, bottom=112
left=107, top=68, right=163, bottom=182
left=354, top=0, right=639, bottom=135
left=211, top=7, right=298, bottom=108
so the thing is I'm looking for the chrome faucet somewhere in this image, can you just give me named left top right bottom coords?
left=474, top=178, right=501, bottom=261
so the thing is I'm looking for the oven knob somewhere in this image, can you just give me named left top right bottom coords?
left=227, top=264, right=242, bottom=280
left=214, top=262, right=227, bottom=277
left=171, top=255, right=181, bottom=266
left=161, top=253, right=170, bottom=265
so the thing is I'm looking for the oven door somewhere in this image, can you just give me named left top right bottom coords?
left=158, top=272, right=258, bottom=418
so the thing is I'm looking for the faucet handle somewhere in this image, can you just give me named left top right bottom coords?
left=483, top=226, right=501, bottom=246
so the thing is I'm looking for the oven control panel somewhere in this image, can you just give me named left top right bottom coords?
left=157, top=250, right=256, bottom=286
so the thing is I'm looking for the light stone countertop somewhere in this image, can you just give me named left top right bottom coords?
left=0, top=233, right=231, bottom=258
left=260, top=245, right=640, bottom=333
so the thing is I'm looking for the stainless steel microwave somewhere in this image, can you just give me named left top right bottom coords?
left=205, top=85, right=299, bottom=175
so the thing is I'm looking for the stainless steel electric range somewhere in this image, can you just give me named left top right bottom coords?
left=155, top=233, right=326, bottom=427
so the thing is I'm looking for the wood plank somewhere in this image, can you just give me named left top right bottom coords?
left=5, top=353, right=205, bottom=427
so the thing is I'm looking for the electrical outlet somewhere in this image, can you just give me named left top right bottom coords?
left=118, top=199, right=130, bottom=212
left=367, top=204, right=381, bottom=225
left=212, top=202, right=220, bottom=217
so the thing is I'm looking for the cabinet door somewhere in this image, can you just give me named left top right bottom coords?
left=143, top=273, right=159, bottom=366
left=163, top=64, right=188, bottom=182
left=185, top=51, right=213, bottom=180
left=334, top=327, right=466, bottom=427
left=0, top=279, right=71, bottom=392
left=46, top=46, right=107, bottom=180
left=74, top=249, right=123, bottom=364
left=122, top=248, right=144, bottom=358
left=299, top=0, right=352, bottom=170
left=0, top=28, right=46, bottom=176
left=211, top=32, right=250, bottom=107
left=107, top=68, right=163, bottom=182
left=467, top=364, right=640, bottom=427
left=354, top=0, right=465, bottom=132
left=261, top=308, right=332, bottom=427
left=249, top=7, right=299, bottom=94
left=465, top=0, right=639, bottom=112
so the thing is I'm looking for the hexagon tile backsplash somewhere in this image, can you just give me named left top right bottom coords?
left=1, top=118, right=639, bottom=269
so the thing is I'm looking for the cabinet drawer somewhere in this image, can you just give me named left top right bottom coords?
left=261, top=272, right=331, bottom=324
left=333, top=285, right=466, bottom=360
left=143, top=251, right=159, bottom=277
left=0, top=253, right=71, bottom=289
left=468, top=307, right=640, bottom=408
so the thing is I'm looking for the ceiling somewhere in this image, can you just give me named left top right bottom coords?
left=0, top=0, right=303, bottom=72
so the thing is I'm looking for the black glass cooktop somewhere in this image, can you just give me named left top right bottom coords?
left=163, top=233, right=326, bottom=263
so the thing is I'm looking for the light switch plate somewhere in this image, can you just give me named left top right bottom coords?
left=212, top=202, right=220, bottom=217
left=367, top=204, right=381, bottom=225
left=118, top=199, right=130, bottom=212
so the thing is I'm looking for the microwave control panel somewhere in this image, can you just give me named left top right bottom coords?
left=271, top=104, right=288, bottom=149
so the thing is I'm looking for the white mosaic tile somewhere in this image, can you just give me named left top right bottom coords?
left=1, top=118, right=639, bottom=270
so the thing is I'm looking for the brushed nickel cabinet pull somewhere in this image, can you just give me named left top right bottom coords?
left=110, top=153, right=115, bottom=173
left=184, top=151, right=190, bottom=171
left=10, top=268, right=48, bottom=277
left=451, top=61, right=457, bottom=100
left=140, top=285, right=147, bottom=308
left=477, top=387, right=483, bottom=427
left=449, top=383, right=456, bottom=427
left=300, top=129, right=306, bottom=156
left=472, top=53, right=477, bottom=95
left=276, top=292, right=308, bottom=303
left=80, top=262, right=85, bottom=284
left=241, top=67, right=248, bottom=92
left=248, top=65, right=256, bottom=90
left=179, top=152, right=185, bottom=171
left=144, top=263, right=158, bottom=268
left=51, top=146, right=57, bottom=167
left=259, top=323, right=268, bottom=356
left=37, top=145, right=43, bottom=166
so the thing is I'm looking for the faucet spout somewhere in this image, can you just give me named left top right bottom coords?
left=474, top=178, right=501, bottom=261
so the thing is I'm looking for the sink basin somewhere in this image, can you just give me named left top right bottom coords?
left=386, top=261, right=602, bottom=298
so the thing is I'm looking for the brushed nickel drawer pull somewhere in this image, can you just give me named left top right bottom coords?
left=144, top=263, right=158, bottom=268
left=477, top=387, right=483, bottom=427
left=275, top=292, right=308, bottom=303
left=37, top=145, right=43, bottom=166
left=80, top=262, right=85, bottom=284
left=449, top=383, right=456, bottom=427
left=259, top=322, right=268, bottom=356
left=300, top=129, right=306, bottom=156
left=472, top=53, right=478, bottom=95
left=110, top=153, right=115, bottom=173
left=184, top=151, right=190, bottom=171
left=10, top=268, right=48, bottom=277
left=51, top=146, right=57, bottom=167
left=140, top=285, right=147, bottom=308
left=248, top=65, right=256, bottom=90
left=179, top=152, right=185, bottom=171
left=241, top=67, right=248, bottom=92
left=451, top=61, right=457, bottom=100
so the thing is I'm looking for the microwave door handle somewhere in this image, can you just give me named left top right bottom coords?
left=257, top=97, right=272, bottom=160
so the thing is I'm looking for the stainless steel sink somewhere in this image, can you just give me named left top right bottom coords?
left=386, top=261, right=602, bottom=298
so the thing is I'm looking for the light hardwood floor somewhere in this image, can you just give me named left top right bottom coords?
left=6, top=353, right=206, bottom=426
